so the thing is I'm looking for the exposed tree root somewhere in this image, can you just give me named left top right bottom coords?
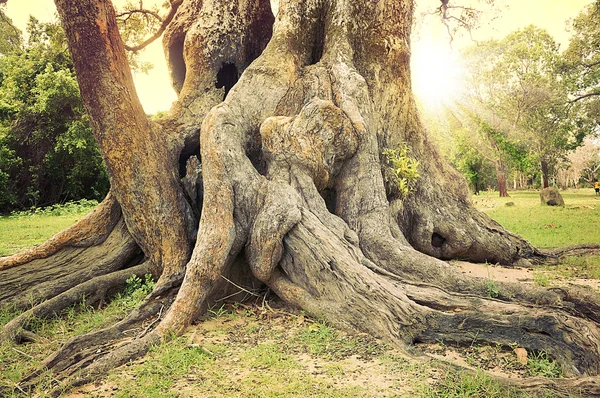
left=501, top=375, right=600, bottom=397
left=1, top=262, right=151, bottom=344
left=0, top=193, right=121, bottom=272
left=540, top=244, right=600, bottom=261
left=18, top=288, right=177, bottom=394
left=0, top=217, right=140, bottom=311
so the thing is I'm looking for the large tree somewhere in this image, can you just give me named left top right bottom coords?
left=461, top=26, right=587, bottom=190
left=563, top=1, right=600, bottom=115
left=1, top=0, right=600, bottom=395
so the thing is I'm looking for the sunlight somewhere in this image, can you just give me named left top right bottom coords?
left=411, top=42, right=466, bottom=109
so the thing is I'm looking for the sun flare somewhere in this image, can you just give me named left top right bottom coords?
left=411, top=43, right=466, bottom=108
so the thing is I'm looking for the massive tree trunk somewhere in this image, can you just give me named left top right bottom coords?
left=2, top=0, right=600, bottom=395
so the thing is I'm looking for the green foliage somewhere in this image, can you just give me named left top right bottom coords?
left=123, top=274, right=155, bottom=297
left=485, top=279, right=499, bottom=299
left=111, top=273, right=156, bottom=312
left=561, top=2, right=600, bottom=126
left=527, top=351, right=563, bottom=378
left=461, top=25, right=595, bottom=188
left=0, top=18, right=109, bottom=212
left=8, top=199, right=98, bottom=218
left=0, top=9, right=22, bottom=56
left=480, top=122, right=533, bottom=174
left=0, top=145, right=21, bottom=208
left=451, top=128, right=497, bottom=193
left=425, top=370, right=527, bottom=397
left=383, top=144, right=420, bottom=197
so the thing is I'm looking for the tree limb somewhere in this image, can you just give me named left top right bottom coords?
left=582, top=60, right=600, bottom=69
left=121, top=0, right=183, bottom=52
left=570, top=91, right=600, bottom=103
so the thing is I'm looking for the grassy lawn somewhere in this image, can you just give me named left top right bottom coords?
left=0, top=200, right=97, bottom=257
left=474, top=189, right=600, bottom=248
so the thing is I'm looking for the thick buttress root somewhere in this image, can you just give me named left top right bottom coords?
left=5, top=0, right=600, bottom=395
left=0, top=194, right=140, bottom=311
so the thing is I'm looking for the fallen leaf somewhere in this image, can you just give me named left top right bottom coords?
left=514, top=347, right=527, bottom=365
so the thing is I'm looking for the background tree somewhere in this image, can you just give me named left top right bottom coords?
left=0, top=7, right=21, bottom=55
left=562, top=1, right=600, bottom=126
left=0, top=18, right=109, bottom=212
left=461, top=26, right=589, bottom=189
left=1, top=0, right=600, bottom=395
left=556, top=139, right=600, bottom=188
left=450, top=128, right=496, bottom=194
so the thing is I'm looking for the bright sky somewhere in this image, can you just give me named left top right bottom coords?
left=5, top=0, right=176, bottom=115
left=3, top=0, right=595, bottom=113
left=412, top=0, right=595, bottom=108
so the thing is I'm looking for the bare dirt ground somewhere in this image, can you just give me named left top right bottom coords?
left=66, top=303, right=438, bottom=397
left=453, top=260, right=600, bottom=291
left=63, top=262, right=599, bottom=397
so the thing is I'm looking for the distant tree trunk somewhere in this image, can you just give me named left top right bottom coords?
left=495, top=160, right=509, bottom=197
left=541, top=160, right=550, bottom=189
left=1, top=0, right=600, bottom=395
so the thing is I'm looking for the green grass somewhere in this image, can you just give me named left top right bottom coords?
left=474, top=190, right=600, bottom=248
left=0, top=274, right=154, bottom=397
left=0, top=298, right=543, bottom=398
left=424, top=369, right=527, bottom=398
left=526, top=351, right=563, bottom=378
left=558, top=255, right=600, bottom=279
left=294, top=322, right=385, bottom=360
left=0, top=200, right=97, bottom=257
left=105, top=313, right=388, bottom=398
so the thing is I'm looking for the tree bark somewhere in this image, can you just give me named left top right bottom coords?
left=541, top=159, right=550, bottom=189
left=1, top=0, right=599, bottom=394
left=495, top=159, right=510, bottom=197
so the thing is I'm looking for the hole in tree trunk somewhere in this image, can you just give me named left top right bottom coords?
left=431, top=232, right=446, bottom=248
left=215, top=63, right=239, bottom=100
left=168, top=38, right=186, bottom=93
left=320, top=188, right=337, bottom=214
left=309, top=21, right=325, bottom=65
left=179, top=146, right=201, bottom=178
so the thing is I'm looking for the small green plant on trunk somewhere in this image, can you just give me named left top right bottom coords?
left=383, top=144, right=420, bottom=197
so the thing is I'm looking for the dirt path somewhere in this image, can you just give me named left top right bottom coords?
left=450, top=260, right=600, bottom=292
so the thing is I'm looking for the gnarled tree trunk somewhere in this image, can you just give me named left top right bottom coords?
left=2, top=0, right=600, bottom=395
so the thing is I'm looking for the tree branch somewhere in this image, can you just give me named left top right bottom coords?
left=117, top=8, right=163, bottom=23
left=570, top=91, right=600, bottom=103
left=121, top=0, right=183, bottom=52
left=582, top=60, right=600, bottom=69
